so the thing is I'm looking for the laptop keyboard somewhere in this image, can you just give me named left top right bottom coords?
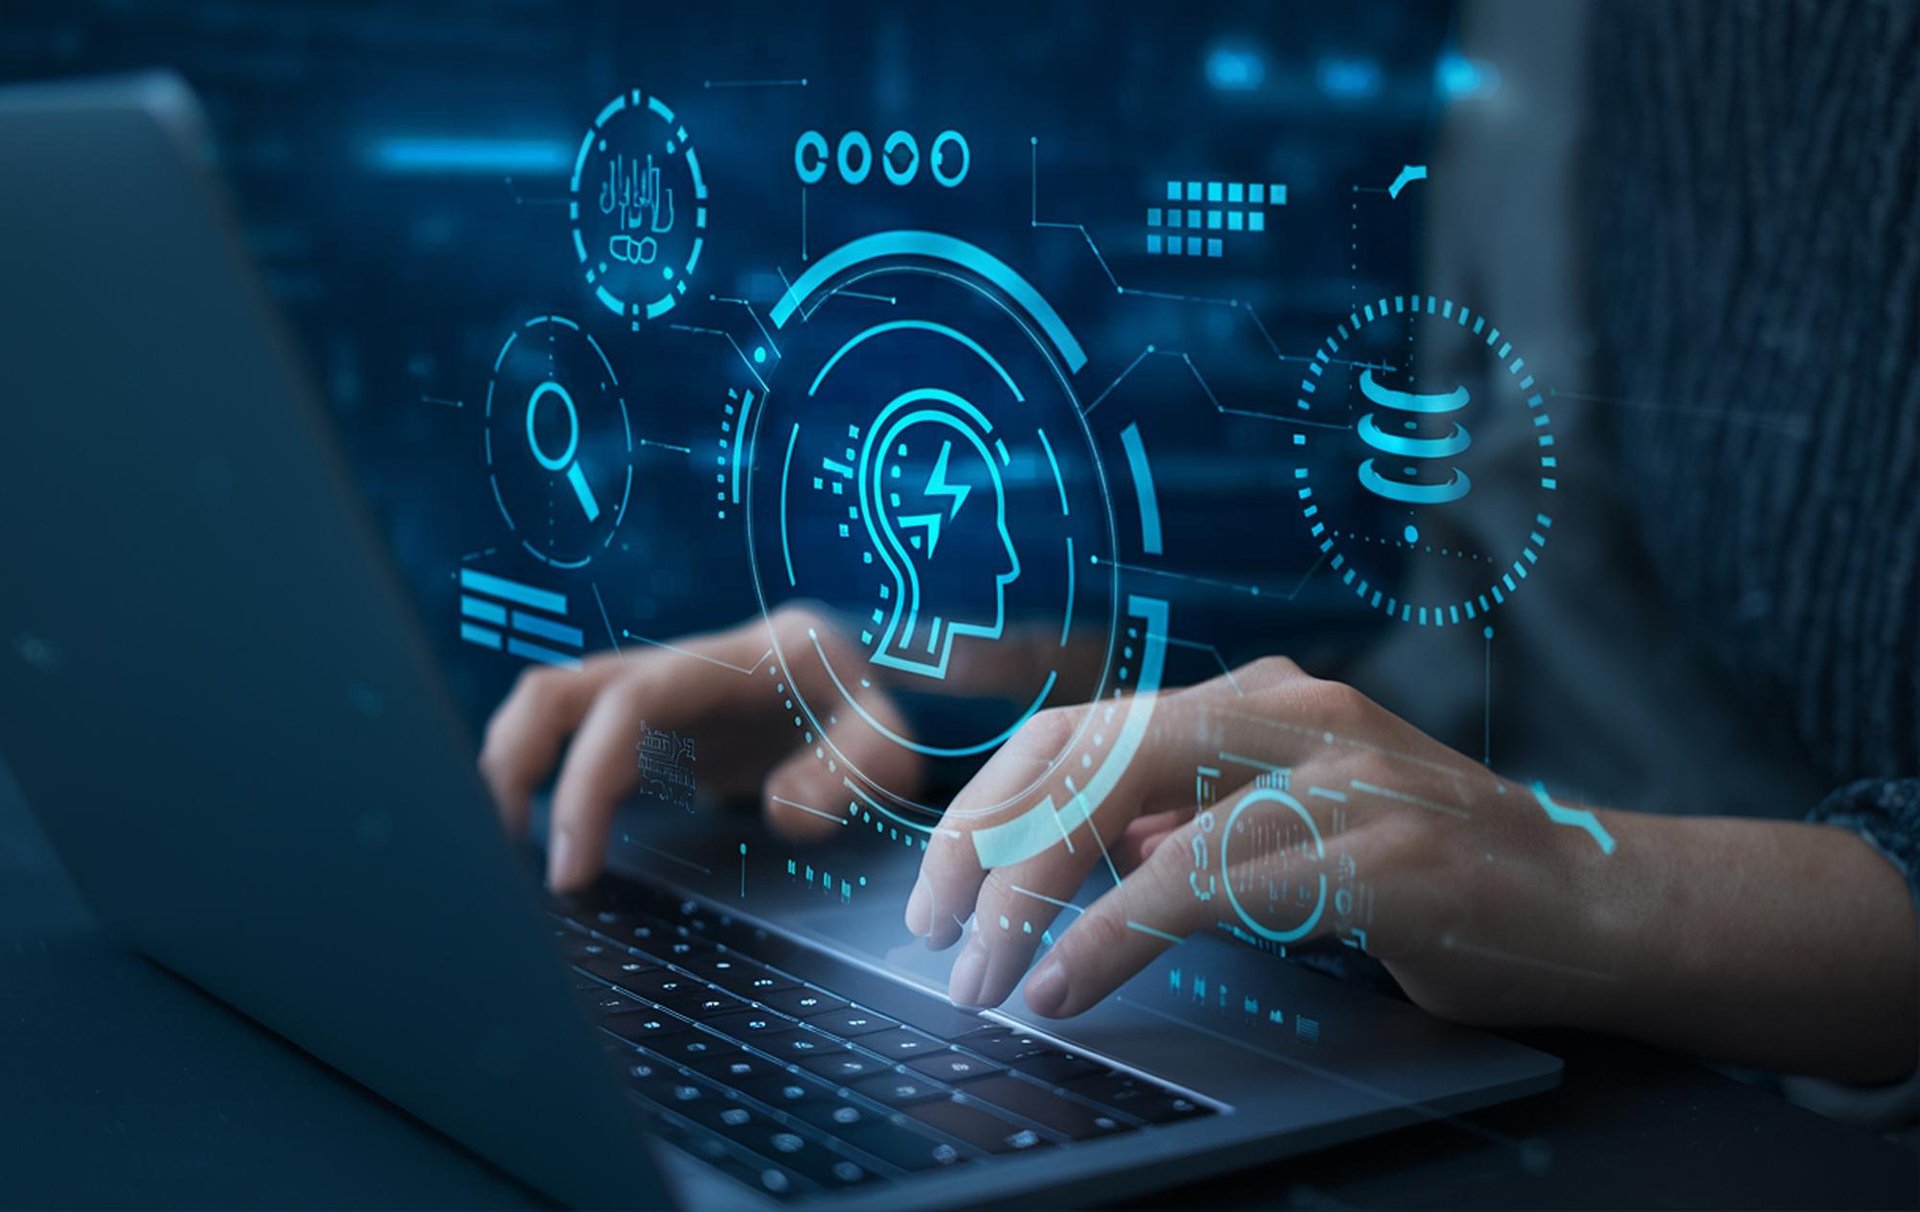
left=551, top=880, right=1213, bottom=1201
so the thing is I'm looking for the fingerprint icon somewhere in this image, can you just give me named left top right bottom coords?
left=1355, top=368, right=1472, bottom=506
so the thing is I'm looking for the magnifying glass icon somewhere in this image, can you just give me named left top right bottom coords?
left=526, top=380, right=601, bottom=522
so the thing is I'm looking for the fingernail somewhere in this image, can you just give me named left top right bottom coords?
left=948, top=944, right=989, bottom=1008
left=905, top=878, right=931, bottom=938
left=1025, top=958, right=1069, bottom=1017
left=546, top=830, right=575, bottom=890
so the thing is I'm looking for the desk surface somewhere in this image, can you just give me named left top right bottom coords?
left=2, top=774, right=1915, bottom=1211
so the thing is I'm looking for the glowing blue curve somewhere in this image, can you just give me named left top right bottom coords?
left=1120, top=421, right=1163, bottom=556
left=771, top=231, right=1088, bottom=373
left=1358, top=369, right=1469, bottom=414
left=808, top=320, right=1023, bottom=402
left=778, top=423, right=800, bottom=586
left=971, top=595, right=1169, bottom=869
left=1530, top=782, right=1616, bottom=856
left=1357, top=412, right=1471, bottom=459
left=1358, top=459, right=1471, bottom=505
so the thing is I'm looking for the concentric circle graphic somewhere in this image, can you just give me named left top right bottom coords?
left=569, top=88, right=708, bottom=328
left=740, top=233, right=1132, bottom=837
left=1292, top=294, right=1557, bottom=626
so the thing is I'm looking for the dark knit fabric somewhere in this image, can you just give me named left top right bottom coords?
left=1586, top=1, right=1920, bottom=905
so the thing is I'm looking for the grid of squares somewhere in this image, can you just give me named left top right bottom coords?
left=1146, top=179, right=1287, bottom=257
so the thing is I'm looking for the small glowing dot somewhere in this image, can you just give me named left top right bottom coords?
left=753, top=346, right=767, bottom=364
left=1403, top=524, right=1419, bottom=544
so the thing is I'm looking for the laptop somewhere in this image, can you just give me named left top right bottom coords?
left=0, top=73, right=1560, bottom=1209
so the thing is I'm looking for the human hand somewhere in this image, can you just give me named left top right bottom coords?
left=906, top=656, right=1616, bottom=1025
left=479, top=605, right=921, bottom=890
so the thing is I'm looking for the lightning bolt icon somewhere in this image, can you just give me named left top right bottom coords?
left=897, top=441, right=970, bottom=558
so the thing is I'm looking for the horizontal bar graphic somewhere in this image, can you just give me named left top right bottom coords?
left=459, top=568, right=567, bottom=615
left=511, top=611, right=584, bottom=649
left=460, top=623, right=502, bottom=650
left=460, top=596, right=507, bottom=626
left=508, top=637, right=582, bottom=668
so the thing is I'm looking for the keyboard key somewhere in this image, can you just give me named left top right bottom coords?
left=652, top=1033, right=740, bottom=1067
left=609, top=968, right=703, bottom=1005
left=851, top=1071, right=950, bottom=1106
left=702, top=1009, right=798, bottom=1042
left=803, top=1007, right=898, bottom=1038
left=1009, top=1050, right=1102, bottom=1083
left=702, top=1150, right=800, bottom=1200
left=602, top=1013, right=689, bottom=1045
left=790, top=1093, right=881, bottom=1133
left=761, top=1032, right=844, bottom=1062
left=577, top=955, right=658, bottom=989
left=856, top=1027, right=945, bottom=1060
left=647, top=983, right=745, bottom=1019
left=950, top=1025, right=1039, bottom=1061
left=656, top=937, right=713, bottom=961
left=572, top=906, right=632, bottom=934
left=690, top=1098, right=775, bottom=1141
left=556, top=932, right=599, bottom=960
left=620, top=1057, right=682, bottom=1105
left=588, top=990, right=642, bottom=1016
left=685, top=954, right=796, bottom=998
left=906, top=1096, right=1055, bottom=1155
left=1061, top=1071, right=1211, bottom=1124
left=687, top=1051, right=786, bottom=1086
left=737, top=1123, right=867, bottom=1190
left=953, top=1027, right=1102, bottom=1083
left=734, top=1071, right=833, bottom=1109
left=833, top=1117, right=967, bottom=1172
left=753, top=987, right=848, bottom=1018
left=960, top=1074, right=1133, bottom=1140
left=621, top=921, right=669, bottom=949
left=905, top=1050, right=1002, bottom=1083
left=794, top=1050, right=892, bottom=1083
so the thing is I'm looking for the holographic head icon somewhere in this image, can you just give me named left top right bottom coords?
left=857, top=389, right=1020, bottom=680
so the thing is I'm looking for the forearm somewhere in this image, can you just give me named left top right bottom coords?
left=1562, top=812, right=1919, bottom=1082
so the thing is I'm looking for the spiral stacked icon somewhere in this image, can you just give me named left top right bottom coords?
left=1354, top=368, right=1473, bottom=506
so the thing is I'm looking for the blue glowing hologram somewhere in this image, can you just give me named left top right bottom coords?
left=457, top=567, right=582, bottom=668
left=1119, top=421, right=1163, bottom=555
left=1529, top=782, right=1616, bottom=856
left=569, top=88, right=707, bottom=328
left=742, top=231, right=1140, bottom=839
left=794, top=130, right=970, bottom=187
left=483, top=316, right=632, bottom=569
left=771, top=230, right=1086, bottom=372
left=1387, top=163, right=1428, bottom=199
left=859, top=390, right=1021, bottom=680
left=1291, top=294, right=1558, bottom=626
left=1355, top=368, right=1473, bottom=505
left=525, top=381, right=602, bottom=521
left=1219, top=786, right=1327, bottom=946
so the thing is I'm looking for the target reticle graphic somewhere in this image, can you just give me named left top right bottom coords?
left=484, top=315, right=633, bottom=569
left=743, top=233, right=1125, bottom=836
left=1292, top=294, right=1557, bottom=626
